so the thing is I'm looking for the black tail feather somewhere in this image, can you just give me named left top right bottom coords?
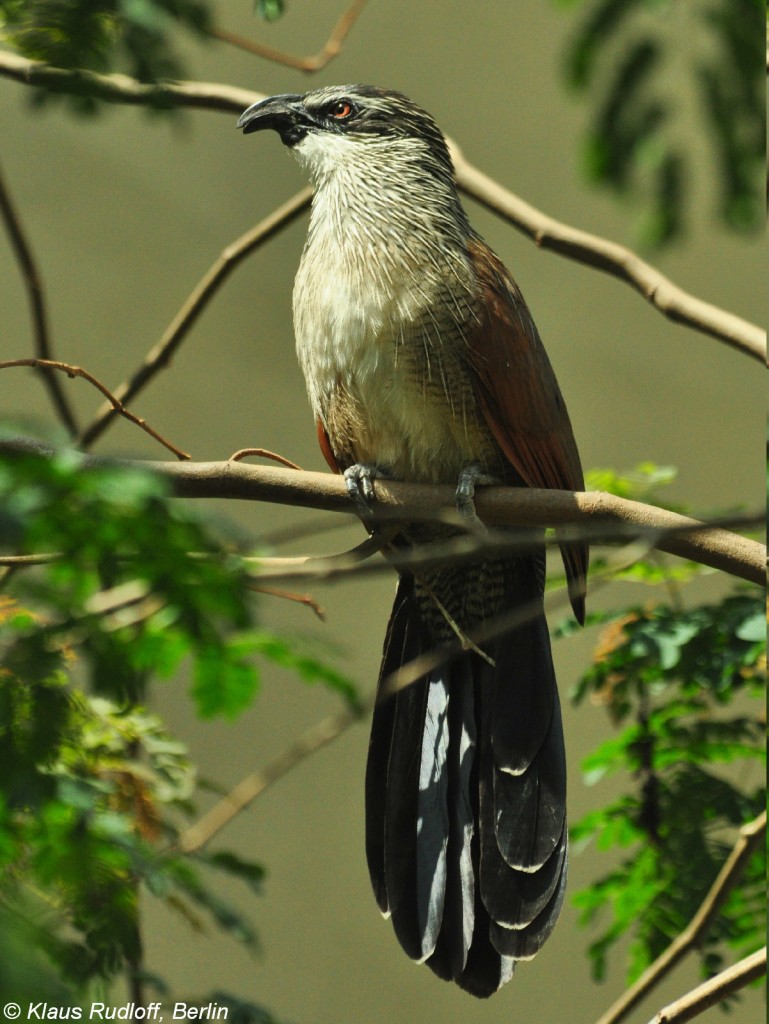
left=365, top=563, right=568, bottom=996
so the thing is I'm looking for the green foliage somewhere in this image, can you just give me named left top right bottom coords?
left=0, top=448, right=359, bottom=996
left=0, top=0, right=212, bottom=112
left=569, top=591, right=765, bottom=986
left=560, top=0, right=765, bottom=246
left=0, top=450, right=358, bottom=718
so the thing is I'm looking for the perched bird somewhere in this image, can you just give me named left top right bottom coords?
left=237, top=86, right=587, bottom=997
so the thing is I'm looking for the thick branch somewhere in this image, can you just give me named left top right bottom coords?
left=647, top=947, right=766, bottom=1024
left=0, top=51, right=763, bottom=361
left=595, top=811, right=767, bottom=1024
left=0, top=440, right=763, bottom=586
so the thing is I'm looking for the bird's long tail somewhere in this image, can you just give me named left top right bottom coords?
left=365, top=555, right=567, bottom=998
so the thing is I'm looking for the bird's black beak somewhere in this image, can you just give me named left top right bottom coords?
left=237, top=94, right=310, bottom=147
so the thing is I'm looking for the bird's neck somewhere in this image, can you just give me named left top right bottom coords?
left=294, top=133, right=472, bottom=275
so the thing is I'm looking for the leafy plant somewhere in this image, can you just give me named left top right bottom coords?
left=559, top=0, right=765, bottom=245
left=0, top=448, right=358, bottom=998
left=567, top=592, right=765, bottom=986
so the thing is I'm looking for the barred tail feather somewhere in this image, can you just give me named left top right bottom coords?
left=365, top=569, right=568, bottom=997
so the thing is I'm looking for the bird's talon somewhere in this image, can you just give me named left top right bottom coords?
left=455, top=463, right=497, bottom=529
left=344, top=463, right=387, bottom=515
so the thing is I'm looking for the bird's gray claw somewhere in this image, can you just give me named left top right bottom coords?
left=344, top=463, right=385, bottom=515
left=455, top=463, right=497, bottom=527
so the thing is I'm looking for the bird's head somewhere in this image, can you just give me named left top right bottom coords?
left=237, top=85, right=455, bottom=188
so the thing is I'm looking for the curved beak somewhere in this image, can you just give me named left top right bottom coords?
left=236, top=94, right=310, bottom=147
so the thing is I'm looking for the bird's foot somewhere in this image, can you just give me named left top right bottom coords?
left=343, top=463, right=390, bottom=517
left=455, top=462, right=498, bottom=528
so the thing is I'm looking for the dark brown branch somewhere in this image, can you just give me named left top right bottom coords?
left=647, top=947, right=766, bottom=1024
left=0, top=52, right=762, bottom=361
left=0, top=159, right=79, bottom=435
left=210, top=0, right=369, bottom=73
left=595, top=811, right=767, bottom=1024
left=0, top=362, right=190, bottom=459
left=77, top=188, right=311, bottom=450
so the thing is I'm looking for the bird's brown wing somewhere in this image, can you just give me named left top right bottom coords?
left=465, top=236, right=588, bottom=623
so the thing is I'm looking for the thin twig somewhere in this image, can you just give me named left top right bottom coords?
left=594, top=811, right=767, bottom=1024
left=247, top=582, right=326, bottom=621
left=647, top=947, right=766, bottom=1024
left=178, top=706, right=361, bottom=852
left=0, top=440, right=763, bottom=586
left=210, top=0, right=369, bottom=73
left=0, top=361, right=190, bottom=459
left=0, top=552, right=62, bottom=566
left=0, top=52, right=762, bottom=361
left=0, top=159, right=79, bottom=435
left=77, top=188, right=312, bottom=449
left=229, top=447, right=303, bottom=470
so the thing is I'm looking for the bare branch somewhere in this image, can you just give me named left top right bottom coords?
left=77, top=188, right=312, bottom=449
left=0, top=159, right=79, bottom=435
left=0, top=51, right=762, bottom=361
left=0, top=362, right=190, bottom=459
left=210, top=0, right=369, bottom=73
left=0, top=50, right=260, bottom=113
left=647, top=947, right=766, bottom=1024
left=595, top=811, right=767, bottom=1024
left=450, top=145, right=766, bottom=363
left=0, top=440, right=763, bottom=585
left=178, top=705, right=360, bottom=853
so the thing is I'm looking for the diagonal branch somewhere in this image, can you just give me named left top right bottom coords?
left=210, top=0, right=369, bottom=73
left=0, top=52, right=762, bottom=362
left=77, top=187, right=312, bottom=449
left=647, top=946, right=766, bottom=1024
left=594, top=811, right=767, bottom=1024
left=450, top=145, right=766, bottom=363
left=0, top=158, right=79, bottom=435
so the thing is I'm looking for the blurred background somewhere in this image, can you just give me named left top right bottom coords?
left=0, top=1, right=764, bottom=1022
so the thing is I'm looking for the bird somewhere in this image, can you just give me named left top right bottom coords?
left=237, top=85, right=587, bottom=998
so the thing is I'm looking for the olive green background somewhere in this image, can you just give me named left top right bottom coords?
left=0, top=1, right=763, bottom=1022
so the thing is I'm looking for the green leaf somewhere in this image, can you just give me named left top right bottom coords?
left=255, top=0, right=284, bottom=20
left=199, top=851, right=266, bottom=894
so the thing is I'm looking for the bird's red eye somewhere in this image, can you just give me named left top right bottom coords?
left=329, top=100, right=354, bottom=120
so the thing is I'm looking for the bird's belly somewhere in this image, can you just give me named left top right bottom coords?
left=296, top=302, right=495, bottom=484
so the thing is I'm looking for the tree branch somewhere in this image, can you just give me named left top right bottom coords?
left=0, top=362, right=190, bottom=459
left=0, top=439, right=763, bottom=586
left=0, top=158, right=79, bottom=435
left=0, top=51, right=762, bottom=362
left=594, top=811, right=767, bottom=1024
left=450, top=145, right=766, bottom=363
left=77, top=187, right=312, bottom=449
left=647, top=947, right=766, bottom=1024
left=178, top=705, right=360, bottom=853
left=210, top=0, right=369, bottom=73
